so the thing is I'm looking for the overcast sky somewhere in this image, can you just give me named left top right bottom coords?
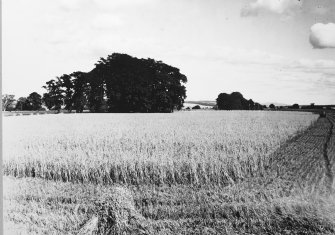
left=3, top=0, right=335, bottom=104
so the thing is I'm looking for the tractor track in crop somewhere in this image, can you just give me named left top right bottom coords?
left=270, top=113, right=335, bottom=195
left=324, top=114, right=335, bottom=193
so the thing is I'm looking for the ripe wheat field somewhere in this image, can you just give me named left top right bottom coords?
left=3, top=111, right=335, bottom=234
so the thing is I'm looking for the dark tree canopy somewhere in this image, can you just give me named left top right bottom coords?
left=15, top=97, right=27, bottom=111
left=269, top=104, right=275, bottom=109
left=70, top=72, right=89, bottom=113
left=27, top=92, right=42, bottom=110
left=291, top=103, right=300, bottom=109
left=216, top=92, right=263, bottom=110
left=42, top=53, right=187, bottom=113
left=42, top=79, right=64, bottom=111
left=16, top=92, right=42, bottom=111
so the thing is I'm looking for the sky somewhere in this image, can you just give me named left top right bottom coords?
left=2, top=0, right=335, bottom=105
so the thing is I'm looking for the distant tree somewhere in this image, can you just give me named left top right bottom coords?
left=230, top=92, right=243, bottom=110
left=262, top=105, right=267, bottom=109
left=43, top=75, right=76, bottom=112
left=216, top=93, right=231, bottom=110
left=216, top=92, right=262, bottom=110
left=192, top=105, right=201, bottom=110
left=2, top=94, right=16, bottom=111
left=42, top=93, right=54, bottom=110
left=42, top=79, right=64, bottom=112
left=89, top=53, right=187, bottom=112
left=43, top=72, right=89, bottom=113
left=269, top=104, right=275, bottom=109
left=41, top=53, right=187, bottom=113
left=70, top=72, right=89, bottom=113
left=58, top=74, right=75, bottom=112
left=310, top=103, right=315, bottom=109
left=27, top=92, right=42, bottom=110
left=292, top=103, right=299, bottom=109
left=15, top=97, right=28, bottom=111
left=248, top=99, right=255, bottom=110
left=254, top=102, right=263, bottom=110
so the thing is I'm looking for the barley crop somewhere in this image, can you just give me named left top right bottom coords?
left=3, top=111, right=318, bottom=186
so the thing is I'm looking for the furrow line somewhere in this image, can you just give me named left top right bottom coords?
left=324, top=115, right=334, bottom=194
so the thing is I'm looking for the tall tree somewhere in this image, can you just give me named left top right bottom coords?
left=27, top=92, right=42, bottom=110
left=71, top=72, right=89, bottom=113
left=42, top=93, right=54, bottom=110
left=216, top=93, right=232, bottom=110
left=2, top=94, right=16, bottom=111
left=42, top=79, right=64, bottom=111
left=89, top=53, right=187, bottom=113
left=291, top=103, right=300, bottom=109
left=15, top=97, right=28, bottom=111
left=248, top=99, right=255, bottom=110
left=58, top=74, right=75, bottom=112
left=230, top=92, right=243, bottom=110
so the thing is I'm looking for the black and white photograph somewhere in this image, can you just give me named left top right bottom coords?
left=2, top=0, right=335, bottom=234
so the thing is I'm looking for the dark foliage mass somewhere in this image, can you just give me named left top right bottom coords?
left=216, top=92, right=263, bottom=110
left=15, top=92, right=42, bottom=111
left=290, top=103, right=300, bottom=109
left=42, top=53, right=187, bottom=113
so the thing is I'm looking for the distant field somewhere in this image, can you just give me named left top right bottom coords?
left=183, top=100, right=216, bottom=108
left=2, top=110, right=90, bottom=117
left=3, top=111, right=335, bottom=234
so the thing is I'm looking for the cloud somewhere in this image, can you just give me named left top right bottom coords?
left=309, top=23, right=335, bottom=49
left=241, top=0, right=302, bottom=17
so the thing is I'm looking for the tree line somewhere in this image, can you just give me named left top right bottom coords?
left=2, top=52, right=327, bottom=113
left=2, top=93, right=42, bottom=111
left=3, top=53, right=188, bottom=113
left=216, top=92, right=264, bottom=110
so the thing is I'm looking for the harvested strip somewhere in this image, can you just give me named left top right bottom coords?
left=270, top=116, right=334, bottom=194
